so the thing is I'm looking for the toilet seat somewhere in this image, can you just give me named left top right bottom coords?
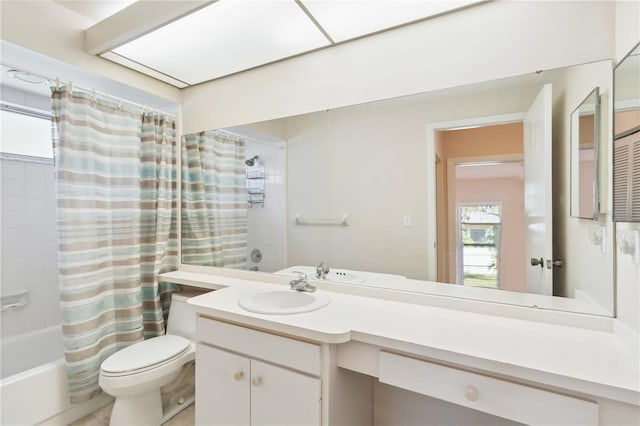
left=101, top=335, right=191, bottom=377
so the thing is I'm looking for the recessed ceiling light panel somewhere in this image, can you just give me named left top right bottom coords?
left=301, top=0, right=483, bottom=42
left=112, top=0, right=331, bottom=85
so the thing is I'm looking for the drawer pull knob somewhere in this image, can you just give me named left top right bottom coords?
left=233, top=371, right=244, bottom=381
left=251, top=377, right=262, bottom=386
left=465, top=385, right=479, bottom=401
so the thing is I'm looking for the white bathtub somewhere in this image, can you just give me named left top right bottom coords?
left=1, top=324, right=64, bottom=379
left=0, top=325, right=112, bottom=425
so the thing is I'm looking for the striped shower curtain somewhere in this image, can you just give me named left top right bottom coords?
left=181, top=131, right=248, bottom=268
left=52, top=88, right=178, bottom=403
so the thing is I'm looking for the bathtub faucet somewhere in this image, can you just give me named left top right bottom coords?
left=316, top=262, right=330, bottom=279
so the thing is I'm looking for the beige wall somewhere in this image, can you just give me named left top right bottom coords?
left=614, top=109, right=640, bottom=136
left=442, top=123, right=524, bottom=158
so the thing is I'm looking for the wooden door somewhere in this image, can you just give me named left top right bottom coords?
left=524, top=83, right=554, bottom=295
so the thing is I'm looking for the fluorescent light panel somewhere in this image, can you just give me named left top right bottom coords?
left=100, top=51, right=189, bottom=88
left=107, top=0, right=485, bottom=86
left=300, top=0, right=483, bottom=43
left=112, top=0, right=330, bottom=85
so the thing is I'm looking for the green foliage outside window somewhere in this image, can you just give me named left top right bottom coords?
left=459, top=204, right=502, bottom=288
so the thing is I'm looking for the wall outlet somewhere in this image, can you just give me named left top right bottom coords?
left=403, top=214, right=412, bottom=227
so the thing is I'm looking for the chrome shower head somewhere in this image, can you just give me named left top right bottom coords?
left=245, top=155, right=260, bottom=166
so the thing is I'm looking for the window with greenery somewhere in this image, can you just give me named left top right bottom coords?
left=458, top=204, right=501, bottom=288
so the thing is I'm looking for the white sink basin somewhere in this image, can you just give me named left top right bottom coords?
left=238, top=289, right=331, bottom=315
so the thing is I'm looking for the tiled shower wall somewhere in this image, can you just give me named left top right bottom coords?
left=1, top=157, right=61, bottom=337
left=245, top=140, right=287, bottom=273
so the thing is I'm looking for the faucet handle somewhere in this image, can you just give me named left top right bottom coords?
left=316, top=261, right=329, bottom=279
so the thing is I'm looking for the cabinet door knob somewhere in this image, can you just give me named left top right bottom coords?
left=233, top=371, right=244, bottom=381
left=465, top=385, right=479, bottom=401
left=251, top=377, right=262, bottom=386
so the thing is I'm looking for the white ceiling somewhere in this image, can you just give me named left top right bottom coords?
left=54, top=0, right=137, bottom=23
left=99, top=0, right=483, bottom=88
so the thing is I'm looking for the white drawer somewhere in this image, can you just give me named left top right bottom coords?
left=197, top=316, right=321, bottom=376
left=378, top=351, right=598, bottom=426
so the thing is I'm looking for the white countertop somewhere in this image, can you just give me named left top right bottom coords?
left=161, top=270, right=640, bottom=405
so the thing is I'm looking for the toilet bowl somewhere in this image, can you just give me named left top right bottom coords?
left=99, top=291, right=201, bottom=426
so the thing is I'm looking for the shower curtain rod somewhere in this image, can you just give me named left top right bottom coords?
left=214, top=129, right=286, bottom=148
left=2, top=62, right=176, bottom=118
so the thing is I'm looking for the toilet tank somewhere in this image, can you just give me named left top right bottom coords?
left=166, top=290, right=206, bottom=342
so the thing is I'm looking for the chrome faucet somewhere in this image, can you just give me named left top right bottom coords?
left=289, top=271, right=316, bottom=292
left=315, top=262, right=330, bottom=280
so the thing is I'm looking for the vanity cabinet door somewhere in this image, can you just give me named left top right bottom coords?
left=196, top=343, right=250, bottom=426
left=250, top=359, right=321, bottom=426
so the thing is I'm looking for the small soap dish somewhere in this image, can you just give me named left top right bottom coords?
left=1, top=290, right=29, bottom=311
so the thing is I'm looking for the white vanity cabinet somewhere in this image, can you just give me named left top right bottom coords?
left=167, top=272, right=639, bottom=426
left=195, top=316, right=322, bottom=426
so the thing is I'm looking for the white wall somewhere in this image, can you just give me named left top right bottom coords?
left=182, top=1, right=614, bottom=133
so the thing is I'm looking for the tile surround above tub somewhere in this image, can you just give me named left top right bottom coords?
left=1, top=157, right=60, bottom=338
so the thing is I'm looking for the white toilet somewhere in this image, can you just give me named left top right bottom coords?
left=99, top=291, right=201, bottom=425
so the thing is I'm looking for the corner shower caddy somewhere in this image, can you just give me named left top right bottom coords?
left=246, top=163, right=265, bottom=207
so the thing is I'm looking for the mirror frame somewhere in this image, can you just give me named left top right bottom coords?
left=570, top=87, right=600, bottom=220
left=612, top=41, right=640, bottom=223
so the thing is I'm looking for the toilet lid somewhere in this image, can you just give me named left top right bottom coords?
left=101, top=335, right=191, bottom=375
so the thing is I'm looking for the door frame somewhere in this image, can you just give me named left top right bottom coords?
left=447, top=155, right=523, bottom=285
left=425, top=112, right=525, bottom=281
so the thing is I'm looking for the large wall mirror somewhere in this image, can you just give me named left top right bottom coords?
left=613, top=42, right=640, bottom=222
left=181, top=59, right=614, bottom=316
left=570, top=87, right=600, bottom=219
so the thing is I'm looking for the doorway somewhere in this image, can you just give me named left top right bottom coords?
left=431, top=120, right=526, bottom=292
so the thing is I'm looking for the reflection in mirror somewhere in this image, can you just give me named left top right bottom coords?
left=570, top=87, right=600, bottom=219
left=181, top=60, right=614, bottom=316
left=181, top=128, right=287, bottom=270
left=613, top=42, right=640, bottom=222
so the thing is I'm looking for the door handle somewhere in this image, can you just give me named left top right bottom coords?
left=530, top=257, right=544, bottom=268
